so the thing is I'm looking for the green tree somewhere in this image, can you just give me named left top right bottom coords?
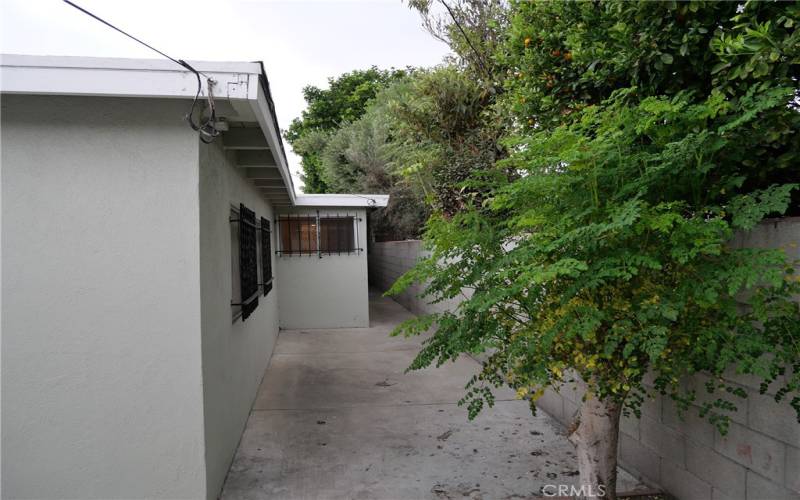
left=501, top=0, right=799, bottom=196
left=409, top=0, right=509, bottom=84
left=390, top=2, right=800, bottom=497
left=388, top=67, right=506, bottom=216
left=317, top=80, right=430, bottom=241
left=284, top=67, right=408, bottom=192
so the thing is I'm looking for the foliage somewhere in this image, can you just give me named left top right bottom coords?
left=409, top=0, right=509, bottom=84
left=389, top=66, right=509, bottom=216
left=284, top=67, right=408, bottom=192
left=501, top=0, right=800, bottom=206
left=306, top=65, right=508, bottom=236
left=316, top=80, right=430, bottom=241
left=389, top=0, right=800, bottom=434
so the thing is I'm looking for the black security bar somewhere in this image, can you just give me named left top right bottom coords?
left=274, top=212, right=363, bottom=257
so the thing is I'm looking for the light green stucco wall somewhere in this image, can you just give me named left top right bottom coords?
left=1, top=95, right=207, bottom=499
left=198, top=139, right=280, bottom=499
left=275, top=207, right=370, bottom=329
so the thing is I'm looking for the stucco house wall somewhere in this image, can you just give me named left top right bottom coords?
left=368, top=218, right=800, bottom=500
left=276, top=207, right=370, bottom=329
left=1, top=95, right=207, bottom=499
left=1, top=55, right=385, bottom=499
left=198, top=138, right=279, bottom=498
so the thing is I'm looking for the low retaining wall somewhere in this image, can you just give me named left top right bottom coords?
left=368, top=218, right=800, bottom=500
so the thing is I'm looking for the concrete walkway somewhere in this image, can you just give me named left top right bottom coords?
left=220, top=291, right=641, bottom=500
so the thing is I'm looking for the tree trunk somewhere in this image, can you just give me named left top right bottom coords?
left=568, top=394, right=623, bottom=500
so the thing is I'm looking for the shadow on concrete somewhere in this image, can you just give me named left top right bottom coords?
left=220, top=290, right=643, bottom=499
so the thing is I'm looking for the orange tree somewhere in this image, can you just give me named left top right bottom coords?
left=389, top=1, right=800, bottom=497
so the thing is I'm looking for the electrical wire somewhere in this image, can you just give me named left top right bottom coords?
left=61, top=0, right=220, bottom=142
left=439, top=0, right=491, bottom=80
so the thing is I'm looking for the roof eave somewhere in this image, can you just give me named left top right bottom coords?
left=0, top=54, right=297, bottom=204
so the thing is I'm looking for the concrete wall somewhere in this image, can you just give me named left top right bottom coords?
left=198, top=140, right=279, bottom=498
left=368, top=240, right=463, bottom=316
left=1, top=95, right=207, bottom=499
left=276, top=208, right=369, bottom=329
left=369, top=219, right=800, bottom=500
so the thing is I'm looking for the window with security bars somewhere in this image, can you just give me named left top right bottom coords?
left=231, top=203, right=263, bottom=322
left=277, top=215, right=358, bottom=256
left=238, top=204, right=259, bottom=320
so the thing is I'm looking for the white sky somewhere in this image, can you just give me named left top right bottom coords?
left=0, top=0, right=451, bottom=192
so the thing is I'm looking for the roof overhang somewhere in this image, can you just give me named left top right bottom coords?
left=0, top=54, right=297, bottom=205
left=293, top=194, right=390, bottom=208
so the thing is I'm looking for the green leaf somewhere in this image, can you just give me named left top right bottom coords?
left=711, top=62, right=730, bottom=74
left=728, top=184, right=798, bottom=230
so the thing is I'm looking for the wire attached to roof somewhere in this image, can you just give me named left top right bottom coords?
left=62, top=0, right=220, bottom=143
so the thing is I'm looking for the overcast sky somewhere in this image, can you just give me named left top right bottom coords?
left=0, top=0, right=451, bottom=192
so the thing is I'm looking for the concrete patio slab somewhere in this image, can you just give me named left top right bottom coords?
left=221, top=291, right=644, bottom=499
left=272, top=326, right=425, bottom=355
left=252, top=350, right=505, bottom=410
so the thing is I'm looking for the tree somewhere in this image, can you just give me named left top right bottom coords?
left=284, top=67, right=408, bottom=192
left=389, top=2, right=800, bottom=497
left=310, top=66, right=507, bottom=238
left=408, top=0, right=509, bottom=85
left=317, top=80, right=430, bottom=241
left=501, top=0, right=799, bottom=200
left=388, top=67, right=506, bottom=216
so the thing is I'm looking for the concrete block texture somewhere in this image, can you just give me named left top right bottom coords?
left=536, top=389, right=566, bottom=425
left=619, top=432, right=661, bottom=485
left=746, top=470, right=800, bottom=500
left=747, top=390, right=800, bottom=446
left=620, top=413, right=642, bottom=441
left=641, top=415, right=687, bottom=469
left=662, top=399, right=716, bottom=448
left=660, top=461, right=712, bottom=500
left=688, top=373, right=748, bottom=425
left=715, top=422, right=786, bottom=483
left=787, top=446, right=800, bottom=494
left=686, top=440, right=747, bottom=500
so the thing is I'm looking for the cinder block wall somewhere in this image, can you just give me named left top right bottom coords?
left=369, top=218, right=800, bottom=500
left=369, top=240, right=455, bottom=315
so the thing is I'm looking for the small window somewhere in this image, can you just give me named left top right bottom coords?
left=231, top=203, right=259, bottom=321
left=277, top=214, right=358, bottom=256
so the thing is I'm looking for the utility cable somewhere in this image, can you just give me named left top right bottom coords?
left=439, top=0, right=492, bottom=80
left=61, top=0, right=220, bottom=142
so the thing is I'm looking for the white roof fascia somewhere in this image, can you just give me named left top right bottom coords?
left=0, top=54, right=254, bottom=100
left=293, top=194, right=390, bottom=208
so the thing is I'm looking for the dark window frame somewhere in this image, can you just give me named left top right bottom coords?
left=237, top=204, right=259, bottom=320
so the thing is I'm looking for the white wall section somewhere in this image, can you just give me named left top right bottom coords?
left=1, top=95, right=207, bottom=499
